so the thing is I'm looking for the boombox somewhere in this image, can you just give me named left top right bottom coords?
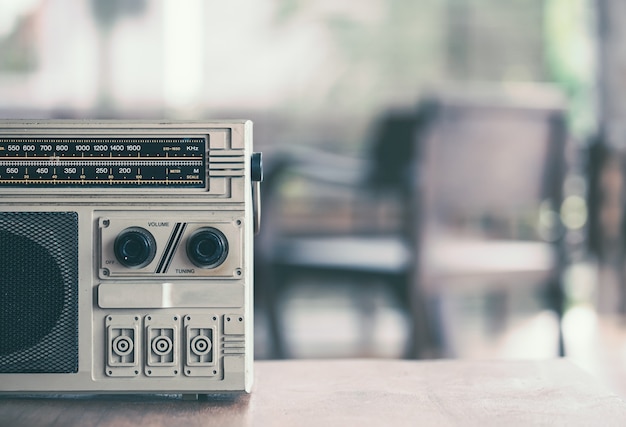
left=0, top=120, right=260, bottom=397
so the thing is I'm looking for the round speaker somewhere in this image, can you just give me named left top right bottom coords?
left=0, top=229, right=65, bottom=356
left=0, top=211, right=78, bottom=374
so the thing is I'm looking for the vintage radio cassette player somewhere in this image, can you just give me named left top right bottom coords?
left=0, top=120, right=261, bottom=397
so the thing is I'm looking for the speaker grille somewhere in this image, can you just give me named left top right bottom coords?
left=0, top=212, right=79, bottom=373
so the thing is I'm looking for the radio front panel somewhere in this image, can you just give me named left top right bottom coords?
left=0, top=121, right=257, bottom=396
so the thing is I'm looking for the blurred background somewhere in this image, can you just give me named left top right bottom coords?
left=4, top=0, right=626, bottom=396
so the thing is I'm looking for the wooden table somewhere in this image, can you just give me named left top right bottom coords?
left=1, top=359, right=625, bottom=426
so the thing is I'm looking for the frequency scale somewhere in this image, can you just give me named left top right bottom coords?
left=0, top=137, right=206, bottom=187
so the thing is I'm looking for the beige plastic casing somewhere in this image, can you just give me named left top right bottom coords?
left=0, top=120, right=254, bottom=395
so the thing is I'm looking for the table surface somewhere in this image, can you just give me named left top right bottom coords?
left=1, top=359, right=625, bottom=427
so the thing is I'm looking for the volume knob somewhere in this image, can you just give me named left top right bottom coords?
left=114, top=227, right=157, bottom=268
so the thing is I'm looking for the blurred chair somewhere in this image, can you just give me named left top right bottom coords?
left=255, top=109, right=435, bottom=359
left=257, top=85, right=568, bottom=359
left=416, top=87, right=568, bottom=357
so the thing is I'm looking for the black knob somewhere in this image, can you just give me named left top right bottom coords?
left=114, top=227, right=157, bottom=268
left=252, top=152, right=263, bottom=182
left=186, top=227, right=228, bottom=269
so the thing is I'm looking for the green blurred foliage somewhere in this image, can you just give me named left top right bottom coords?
left=544, top=0, right=596, bottom=139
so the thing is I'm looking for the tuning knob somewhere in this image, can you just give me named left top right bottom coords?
left=186, top=227, right=228, bottom=269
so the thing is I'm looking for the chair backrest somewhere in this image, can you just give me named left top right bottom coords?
left=417, top=89, right=567, bottom=242
left=365, top=110, right=422, bottom=195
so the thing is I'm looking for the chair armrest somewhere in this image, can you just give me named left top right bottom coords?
left=265, top=145, right=367, bottom=188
